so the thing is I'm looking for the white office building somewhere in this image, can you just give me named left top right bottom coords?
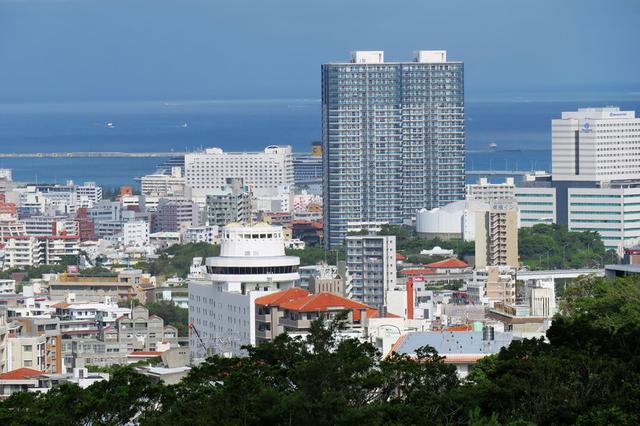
left=123, top=221, right=150, bottom=247
left=552, top=107, right=640, bottom=183
left=188, top=223, right=300, bottom=358
left=345, top=234, right=397, bottom=310
left=567, top=186, right=640, bottom=254
left=182, top=225, right=219, bottom=245
left=75, top=182, right=103, bottom=207
left=185, top=146, right=294, bottom=197
left=139, top=167, right=188, bottom=197
left=514, top=187, right=557, bottom=227
left=466, top=177, right=557, bottom=228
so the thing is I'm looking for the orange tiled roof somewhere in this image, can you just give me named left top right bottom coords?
left=445, top=324, right=472, bottom=332
left=279, top=292, right=370, bottom=313
left=396, top=253, right=406, bottom=261
left=425, top=258, right=468, bottom=268
left=399, top=268, right=434, bottom=275
left=258, top=290, right=376, bottom=321
left=0, top=368, right=45, bottom=380
left=367, top=311, right=400, bottom=319
left=255, top=288, right=310, bottom=306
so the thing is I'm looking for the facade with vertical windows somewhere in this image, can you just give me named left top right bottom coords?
left=322, top=50, right=464, bottom=247
left=567, top=186, right=640, bottom=254
left=345, top=234, right=397, bottom=310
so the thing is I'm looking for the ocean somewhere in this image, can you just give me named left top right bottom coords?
left=0, top=99, right=638, bottom=189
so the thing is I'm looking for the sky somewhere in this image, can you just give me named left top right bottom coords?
left=0, top=0, right=638, bottom=102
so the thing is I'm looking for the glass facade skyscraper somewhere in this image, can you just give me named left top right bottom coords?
left=322, top=50, right=465, bottom=247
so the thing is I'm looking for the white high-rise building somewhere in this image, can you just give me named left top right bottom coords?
left=188, top=223, right=300, bottom=359
left=185, top=146, right=294, bottom=197
left=345, top=234, right=397, bottom=310
left=552, top=107, right=640, bottom=183
left=546, top=107, right=640, bottom=254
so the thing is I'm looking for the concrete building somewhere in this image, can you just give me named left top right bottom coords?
left=75, top=182, right=103, bottom=206
left=0, top=311, right=8, bottom=373
left=7, top=335, right=47, bottom=371
left=23, top=216, right=78, bottom=237
left=475, top=201, right=518, bottom=268
left=0, top=280, right=15, bottom=294
left=205, top=178, right=251, bottom=227
left=185, top=146, right=294, bottom=197
left=292, top=154, right=322, bottom=189
left=123, top=221, right=149, bottom=247
left=255, top=288, right=376, bottom=344
left=182, top=225, right=219, bottom=245
left=48, top=270, right=154, bottom=303
left=466, top=177, right=516, bottom=202
left=567, top=186, right=640, bottom=254
left=488, top=278, right=555, bottom=339
left=551, top=107, right=640, bottom=227
left=188, top=223, right=300, bottom=358
left=468, top=266, right=517, bottom=306
left=323, top=50, right=465, bottom=247
left=0, top=367, right=109, bottom=398
left=345, top=234, right=397, bottom=309
left=155, top=198, right=199, bottom=233
left=415, top=200, right=489, bottom=241
left=105, top=306, right=178, bottom=353
left=10, top=317, right=63, bottom=374
left=308, top=263, right=345, bottom=295
left=139, top=167, right=187, bottom=197
left=392, top=329, right=513, bottom=378
left=0, top=236, right=79, bottom=269
left=552, top=107, right=640, bottom=183
left=514, top=186, right=557, bottom=227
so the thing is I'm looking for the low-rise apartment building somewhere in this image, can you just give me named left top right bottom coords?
left=255, top=288, right=377, bottom=345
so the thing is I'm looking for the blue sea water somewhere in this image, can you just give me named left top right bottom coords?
left=0, top=99, right=638, bottom=188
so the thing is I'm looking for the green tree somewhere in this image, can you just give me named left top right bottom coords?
left=146, top=301, right=189, bottom=337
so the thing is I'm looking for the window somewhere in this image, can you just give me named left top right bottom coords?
left=23, top=360, right=33, bottom=367
left=23, top=345, right=32, bottom=352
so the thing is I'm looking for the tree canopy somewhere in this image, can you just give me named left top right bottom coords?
left=2, top=275, right=639, bottom=425
left=519, top=223, right=616, bottom=269
left=134, top=242, right=220, bottom=279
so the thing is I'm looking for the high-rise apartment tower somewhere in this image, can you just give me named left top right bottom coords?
left=322, top=50, right=464, bottom=247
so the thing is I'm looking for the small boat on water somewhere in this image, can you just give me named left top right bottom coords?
left=180, top=123, right=188, bottom=128
left=106, top=122, right=115, bottom=129
left=488, top=142, right=497, bottom=149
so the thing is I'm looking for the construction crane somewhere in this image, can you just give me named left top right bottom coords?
left=189, top=322, right=208, bottom=357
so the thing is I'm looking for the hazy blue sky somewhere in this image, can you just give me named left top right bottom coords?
left=0, top=0, right=638, bottom=101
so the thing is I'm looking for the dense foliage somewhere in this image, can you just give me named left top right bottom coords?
left=379, top=223, right=618, bottom=270
left=2, top=275, right=639, bottom=425
left=286, top=245, right=345, bottom=266
left=146, top=300, right=189, bottom=337
left=379, top=224, right=475, bottom=259
left=0, top=255, right=78, bottom=280
left=519, top=223, right=616, bottom=269
left=134, top=243, right=220, bottom=278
